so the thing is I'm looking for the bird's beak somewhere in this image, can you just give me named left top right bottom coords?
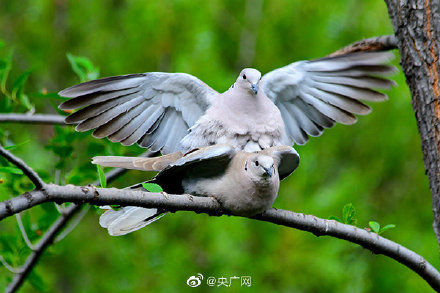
left=251, top=83, right=258, bottom=95
left=263, top=167, right=272, bottom=177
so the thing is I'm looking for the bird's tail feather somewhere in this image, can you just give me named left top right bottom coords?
left=92, top=152, right=183, bottom=171
left=99, top=206, right=167, bottom=236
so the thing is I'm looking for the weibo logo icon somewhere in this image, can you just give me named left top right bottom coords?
left=186, top=273, right=204, bottom=287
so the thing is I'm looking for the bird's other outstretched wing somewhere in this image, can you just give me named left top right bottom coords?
left=59, top=73, right=218, bottom=154
left=260, top=145, right=300, bottom=180
left=261, top=51, right=397, bottom=145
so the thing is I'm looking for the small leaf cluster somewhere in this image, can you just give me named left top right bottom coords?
left=330, top=203, right=396, bottom=236
left=0, top=45, right=33, bottom=112
left=368, top=221, right=396, bottom=235
left=67, top=53, right=100, bottom=83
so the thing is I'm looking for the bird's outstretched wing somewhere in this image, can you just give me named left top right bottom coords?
left=59, top=73, right=218, bottom=154
left=261, top=52, right=397, bottom=145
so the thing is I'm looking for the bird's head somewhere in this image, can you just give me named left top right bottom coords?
left=244, top=154, right=276, bottom=181
left=235, top=68, right=262, bottom=95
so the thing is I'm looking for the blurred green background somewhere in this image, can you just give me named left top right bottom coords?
left=0, top=0, right=437, bottom=292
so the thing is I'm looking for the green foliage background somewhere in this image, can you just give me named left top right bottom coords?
left=0, top=0, right=437, bottom=292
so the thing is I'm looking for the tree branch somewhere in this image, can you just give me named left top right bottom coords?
left=0, top=145, right=45, bottom=189
left=328, top=34, right=398, bottom=56
left=1, top=183, right=439, bottom=291
left=384, top=0, right=440, bottom=252
left=0, top=113, right=69, bottom=125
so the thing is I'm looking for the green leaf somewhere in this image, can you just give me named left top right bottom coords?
left=379, top=224, right=396, bottom=235
left=342, top=203, right=357, bottom=225
left=67, top=53, right=99, bottom=82
left=9, top=69, right=33, bottom=110
left=329, top=216, right=341, bottom=222
left=4, top=140, right=29, bottom=150
left=0, top=166, right=23, bottom=175
left=369, top=221, right=381, bottom=233
left=96, top=165, right=107, bottom=188
left=0, top=51, right=12, bottom=92
left=142, top=182, right=163, bottom=193
left=11, top=70, right=31, bottom=96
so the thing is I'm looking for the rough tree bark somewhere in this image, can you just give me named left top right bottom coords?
left=384, top=0, right=440, bottom=250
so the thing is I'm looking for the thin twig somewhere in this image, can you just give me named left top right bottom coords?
left=15, top=213, right=36, bottom=251
left=1, top=183, right=440, bottom=291
left=0, top=255, right=24, bottom=274
left=54, top=205, right=90, bottom=243
left=0, top=145, right=45, bottom=189
left=0, top=113, right=68, bottom=125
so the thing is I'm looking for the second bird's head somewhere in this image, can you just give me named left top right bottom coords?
left=244, top=154, right=276, bottom=182
left=236, top=68, right=262, bottom=95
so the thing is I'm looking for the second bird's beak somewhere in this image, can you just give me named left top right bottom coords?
left=263, top=167, right=272, bottom=177
left=251, top=83, right=258, bottom=94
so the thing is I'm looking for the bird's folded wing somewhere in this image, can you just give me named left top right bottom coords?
left=261, top=51, right=397, bottom=145
left=154, top=144, right=236, bottom=182
left=59, top=73, right=218, bottom=154
left=261, top=145, right=300, bottom=180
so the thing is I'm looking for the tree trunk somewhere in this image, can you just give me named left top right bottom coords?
left=385, top=0, right=440, bottom=251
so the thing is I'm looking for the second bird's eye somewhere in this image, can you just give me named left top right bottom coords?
left=243, top=74, right=247, bottom=79
left=255, top=161, right=259, bottom=166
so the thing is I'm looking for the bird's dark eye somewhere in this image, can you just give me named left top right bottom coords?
left=243, top=74, right=247, bottom=79
left=255, top=161, right=259, bottom=166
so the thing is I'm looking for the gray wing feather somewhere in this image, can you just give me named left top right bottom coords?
left=59, top=74, right=146, bottom=98
left=307, top=87, right=371, bottom=115
left=284, top=102, right=323, bottom=136
left=301, top=92, right=357, bottom=124
left=112, top=104, right=163, bottom=145
left=59, top=73, right=217, bottom=154
left=277, top=103, right=308, bottom=145
left=60, top=87, right=140, bottom=110
left=76, top=95, right=145, bottom=132
left=261, top=51, right=396, bottom=145
left=294, top=99, right=335, bottom=128
left=93, top=101, right=148, bottom=138
left=140, top=109, right=176, bottom=152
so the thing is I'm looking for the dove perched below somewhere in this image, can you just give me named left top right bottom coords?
left=92, top=144, right=300, bottom=236
left=59, top=51, right=396, bottom=153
